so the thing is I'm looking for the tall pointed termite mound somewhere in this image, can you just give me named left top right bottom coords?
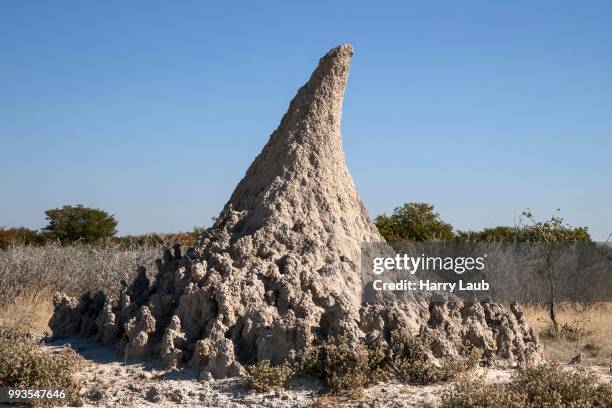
left=50, top=44, right=541, bottom=378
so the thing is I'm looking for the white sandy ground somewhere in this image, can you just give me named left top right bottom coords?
left=35, top=337, right=611, bottom=408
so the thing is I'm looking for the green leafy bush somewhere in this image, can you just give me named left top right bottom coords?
left=374, top=202, right=591, bottom=243
left=375, top=202, right=453, bottom=242
left=295, top=339, right=389, bottom=391
left=43, top=204, right=118, bottom=244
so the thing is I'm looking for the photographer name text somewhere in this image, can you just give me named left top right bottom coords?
left=372, top=279, right=489, bottom=292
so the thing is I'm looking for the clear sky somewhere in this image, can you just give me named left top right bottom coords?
left=1, top=1, right=610, bottom=240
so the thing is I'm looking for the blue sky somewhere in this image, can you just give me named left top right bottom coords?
left=1, top=1, right=610, bottom=240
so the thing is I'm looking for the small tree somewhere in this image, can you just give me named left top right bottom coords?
left=43, top=205, right=118, bottom=245
left=457, top=209, right=590, bottom=330
left=517, top=210, right=590, bottom=331
left=375, top=203, right=453, bottom=242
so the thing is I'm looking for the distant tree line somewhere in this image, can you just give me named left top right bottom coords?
left=0, top=205, right=203, bottom=249
left=1, top=202, right=593, bottom=250
left=375, top=202, right=591, bottom=243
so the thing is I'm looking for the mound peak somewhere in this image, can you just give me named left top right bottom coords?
left=229, top=43, right=378, bottom=244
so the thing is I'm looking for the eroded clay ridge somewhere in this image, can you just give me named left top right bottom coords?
left=50, top=45, right=541, bottom=378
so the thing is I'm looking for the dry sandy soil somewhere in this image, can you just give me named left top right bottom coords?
left=43, top=336, right=610, bottom=408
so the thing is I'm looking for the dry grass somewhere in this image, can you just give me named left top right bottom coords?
left=0, top=292, right=55, bottom=335
left=523, top=302, right=612, bottom=366
left=0, top=243, right=160, bottom=333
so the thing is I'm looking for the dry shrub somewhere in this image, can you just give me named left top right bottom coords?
left=296, top=340, right=384, bottom=391
left=539, top=323, right=591, bottom=342
left=0, top=327, right=84, bottom=405
left=295, top=334, right=479, bottom=393
left=442, top=381, right=528, bottom=408
left=0, top=243, right=160, bottom=306
left=0, top=243, right=161, bottom=334
left=246, top=360, right=293, bottom=392
left=389, top=334, right=479, bottom=384
left=162, top=232, right=197, bottom=247
left=318, top=342, right=373, bottom=391
left=582, top=342, right=601, bottom=357
left=442, top=363, right=612, bottom=408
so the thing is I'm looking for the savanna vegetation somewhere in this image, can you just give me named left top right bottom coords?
left=1, top=202, right=610, bottom=406
left=0, top=205, right=205, bottom=405
left=247, top=332, right=481, bottom=394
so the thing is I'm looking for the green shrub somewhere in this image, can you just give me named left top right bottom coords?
left=246, top=360, right=293, bottom=392
left=0, top=327, right=83, bottom=405
left=43, top=204, right=118, bottom=245
left=375, top=202, right=453, bottom=242
left=442, top=363, right=612, bottom=408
